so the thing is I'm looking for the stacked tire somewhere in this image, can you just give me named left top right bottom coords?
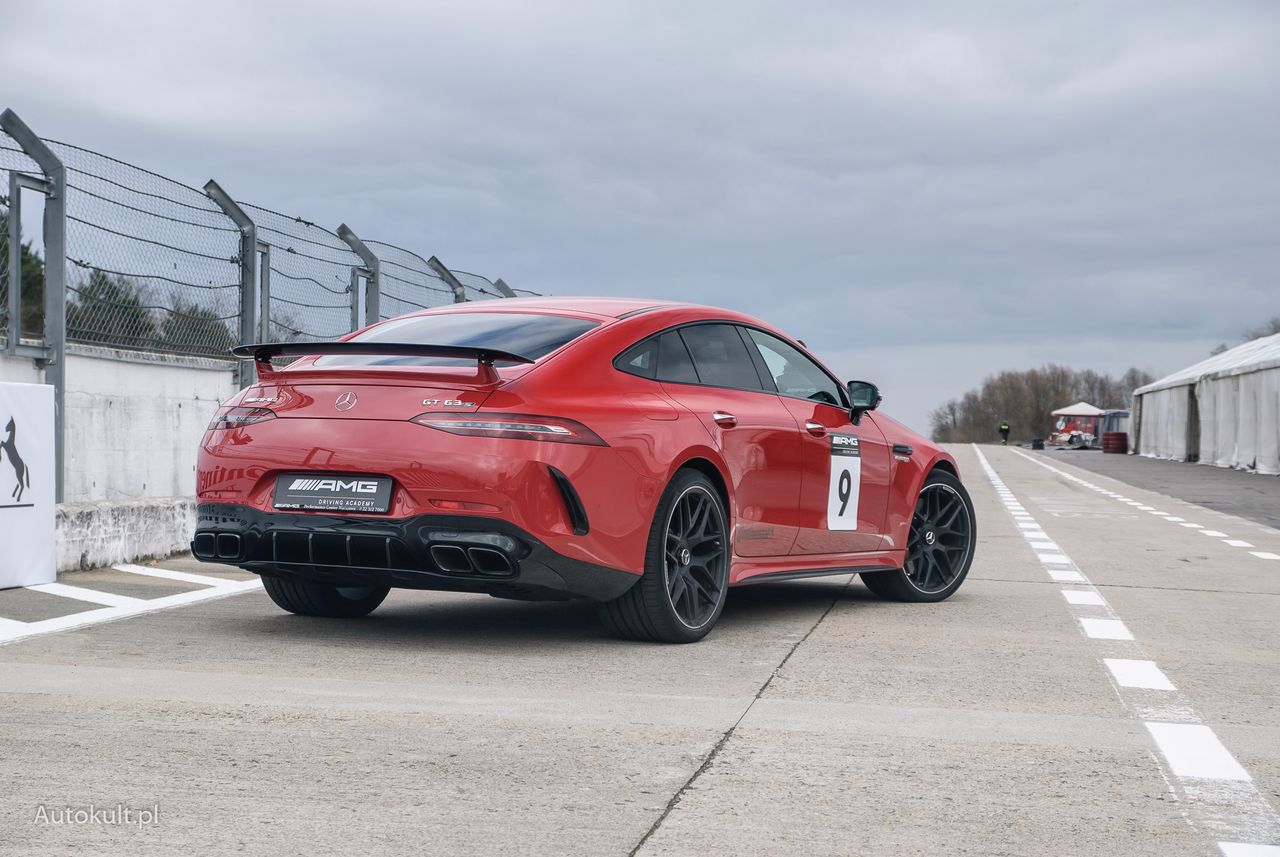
left=1102, top=431, right=1128, bottom=454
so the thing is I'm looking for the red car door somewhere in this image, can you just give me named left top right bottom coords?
left=741, top=328, right=892, bottom=554
left=657, top=324, right=801, bottom=558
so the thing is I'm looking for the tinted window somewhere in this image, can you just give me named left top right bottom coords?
left=678, top=324, right=764, bottom=390
left=746, top=329, right=844, bottom=406
left=657, top=331, right=699, bottom=384
left=316, top=312, right=598, bottom=367
left=615, top=338, right=658, bottom=379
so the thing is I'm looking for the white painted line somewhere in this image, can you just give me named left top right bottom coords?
left=1145, top=723, right=1251, bottom=781
left=1200, top=530, right=1228, bottom=538
left=1016, top=521, right=1041, bottom=529
left=1165, top=516, right=1186, bottom=522
left=1036, top=553, right=1072, bottom=565
left=1219, top=843, right=1280, bottom=856
left=1150, top=511, right=1171, bottom=516
left=1104, top=659, right=1176, bottom=691
left=0, top=579, right=262, bottom=646
left=1048, top=568, right=1087, bottom=583
left=1136, top=505, right=1155, bottom=511
left=1079, top=617, right=1134, bottom=640
left=1062, top=589, right=1106, bottom=606
left=1224, top=540, right=1254, bottom=548
left=27, top=582, right=145, bottom=609
left=1179, top=522, right=1204, bottom=529
left=112, top=563, right=233, bottom=588
left=1026, top=541, right=1058, bottom=551
left=1250, top=552, right=1280, bottom=561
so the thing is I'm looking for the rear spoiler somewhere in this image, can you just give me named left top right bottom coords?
left=231, top=341, right=534, bottom=384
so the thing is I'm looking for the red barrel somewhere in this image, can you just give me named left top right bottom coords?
left=1102, top=431, right=1128, bottom=454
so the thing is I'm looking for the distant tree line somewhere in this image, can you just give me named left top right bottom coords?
left=2, top=212, right=236, bottom=355
left=929, top=365, right=1155, bottom=444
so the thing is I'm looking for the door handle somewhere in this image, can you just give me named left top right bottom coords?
left=804, top=420, right=827, bottom=437
left=711, top=411, right=737, bottom=427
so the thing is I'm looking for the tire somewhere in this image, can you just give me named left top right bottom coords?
left=261, top=575, right=389, bottom=618
left=861, top=469, right=976, bottom=603
left=598, top=469, right=731, bottom=643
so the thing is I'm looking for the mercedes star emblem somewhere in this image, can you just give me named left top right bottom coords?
left=334, top=392, right=358, bottom=412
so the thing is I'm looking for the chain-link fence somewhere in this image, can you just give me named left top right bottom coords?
left=0, top=107, right=535, bottom=362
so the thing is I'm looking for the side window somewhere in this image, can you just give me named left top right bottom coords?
left=656, top=331, right=698, bottom=384
left=745, top=329, right=844, bottom=407
left=678, top=324, right=765, bottom=391
left=614, top=338, right=658, bottom=379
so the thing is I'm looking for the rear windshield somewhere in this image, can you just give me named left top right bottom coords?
left=313, top=312, right=599, bottom=368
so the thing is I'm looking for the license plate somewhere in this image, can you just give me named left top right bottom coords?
left=273, top=474, right=394, bottom=513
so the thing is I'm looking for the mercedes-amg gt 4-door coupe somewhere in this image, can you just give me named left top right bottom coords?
left=193, top=298, right=976, bottom=642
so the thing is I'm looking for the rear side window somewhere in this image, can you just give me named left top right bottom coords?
left=657, top=332, right=698, bottom=384
left=678, top=324, right=764, bottom=390
left=315, top=312, right=598, bottom=367
left=615, top=338, right=658, bottom=379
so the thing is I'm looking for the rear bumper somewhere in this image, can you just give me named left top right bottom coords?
left=192, top=503, right=639, bottom=602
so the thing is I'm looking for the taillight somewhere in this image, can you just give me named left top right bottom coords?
left=208, top=407, right=277, bottom=431
left=410, top=412, right=606, bottom=445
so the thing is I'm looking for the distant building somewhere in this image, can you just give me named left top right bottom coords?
left=1132, top=333, right=1280, bottom=475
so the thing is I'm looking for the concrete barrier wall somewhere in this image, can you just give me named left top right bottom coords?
left=0, top=344, right=237, bottom=501
left=1, top=345, right=237, bottom=570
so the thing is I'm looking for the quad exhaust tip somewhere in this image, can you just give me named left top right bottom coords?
left=428, top=543, right=516, bottom=577
left=193, top=531, right=242, bottom=561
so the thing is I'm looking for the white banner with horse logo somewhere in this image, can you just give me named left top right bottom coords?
left=0, top=382, right=55, bottom=588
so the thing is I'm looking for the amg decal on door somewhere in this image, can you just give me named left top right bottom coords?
left=827, top=433, right=861, bottom=531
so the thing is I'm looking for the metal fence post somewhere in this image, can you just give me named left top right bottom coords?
left=337, top=224, right=379, bottom=328
left=493, top=278, right=517, bottom=298
left=1, top=108, right=67, bottom=503
left=203, top=180, right=258, bottom=386
left=426, top=256, right=468, bottom=303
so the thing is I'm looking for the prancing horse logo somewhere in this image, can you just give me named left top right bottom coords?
left=334, top=392, right=358, bottom=412
left=1, top=416, right=31, bottom=503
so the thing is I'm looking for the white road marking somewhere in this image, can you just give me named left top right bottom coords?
left=1219, top=843, right=1280, bottom=856
left=1061, top=589, right=1106, bottom=606
left=0, top=577, right=262, bottom=646
left=1225, top=540, right=1255, bottom=548
left=113, top=563, right=236, bottom=588
left=1200, top=530, right=1229, bottom=538
left=1104, top=658, right=1176, bottom=690
left=1036, top=553, right=1071, bottom=565
left=1250, top=551, right=1280, bottom=561
left=27, top=582, right=144, bottom=609
left=1144, top=723, right=1251, bottom=781
left=1179, top=522, right=1204, bottom=529
left=1166, top=516, right=1187, bottom=522
left=1027, top=541, right=1059, bottom=551
left=975, top=446, right=1280, bottom=848
left=1079, top=617, right=1134, bottom=640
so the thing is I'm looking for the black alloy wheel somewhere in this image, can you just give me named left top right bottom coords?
left=598, top=469, right=731, bottom=643
left=905, top=482, right=973, bottom=593
left=862, top=469, right=976, bottom=603
left=663, top=484, right=729, bottom=629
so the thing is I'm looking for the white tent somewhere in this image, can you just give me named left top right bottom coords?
left=1052, top=401, right=1105, bottom=417
left=1133, top=332, right=1280, bottom=475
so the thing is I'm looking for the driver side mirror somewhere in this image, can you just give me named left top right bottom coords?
left=847, top=380, right=881, bottom=424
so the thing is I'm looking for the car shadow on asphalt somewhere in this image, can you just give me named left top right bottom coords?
left=220, top=577, right=876, bottom=650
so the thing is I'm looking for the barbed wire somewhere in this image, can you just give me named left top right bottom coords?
left=1, top=124, right=538, bottom=357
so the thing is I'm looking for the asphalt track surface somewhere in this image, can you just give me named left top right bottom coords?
left=2, top=444, right=1278, bottom=856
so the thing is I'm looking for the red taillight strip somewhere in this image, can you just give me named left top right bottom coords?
left=409, top=412, right=606, bottom=446
left=208, top=407, right=276, bottom=431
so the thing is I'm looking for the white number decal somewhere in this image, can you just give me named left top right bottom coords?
left=827, top=434, right=861, bottom=530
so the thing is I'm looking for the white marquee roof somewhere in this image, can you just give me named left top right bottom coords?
left=1136, top=331, right=1280, bottom=395
left=1052, top=401, right=1105, bottom=417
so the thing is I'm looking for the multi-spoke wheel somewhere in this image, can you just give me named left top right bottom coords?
left=862, top=469, right=976, bottom=602
left=599, top=469, right=730, bottom=643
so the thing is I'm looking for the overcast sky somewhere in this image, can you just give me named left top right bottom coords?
left=3, top=1, right=1277, bottom=432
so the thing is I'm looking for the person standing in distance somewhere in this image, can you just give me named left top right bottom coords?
left=998, top=421, right=1011, bottom=445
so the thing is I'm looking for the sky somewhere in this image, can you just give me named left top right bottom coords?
left=2, top=0, right=1277, bottom=432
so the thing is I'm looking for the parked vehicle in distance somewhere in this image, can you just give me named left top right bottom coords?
left=193, top=298, right=976, bottom=642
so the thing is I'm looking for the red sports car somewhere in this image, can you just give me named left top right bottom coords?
left=193, top=298, right=976, bottom=642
